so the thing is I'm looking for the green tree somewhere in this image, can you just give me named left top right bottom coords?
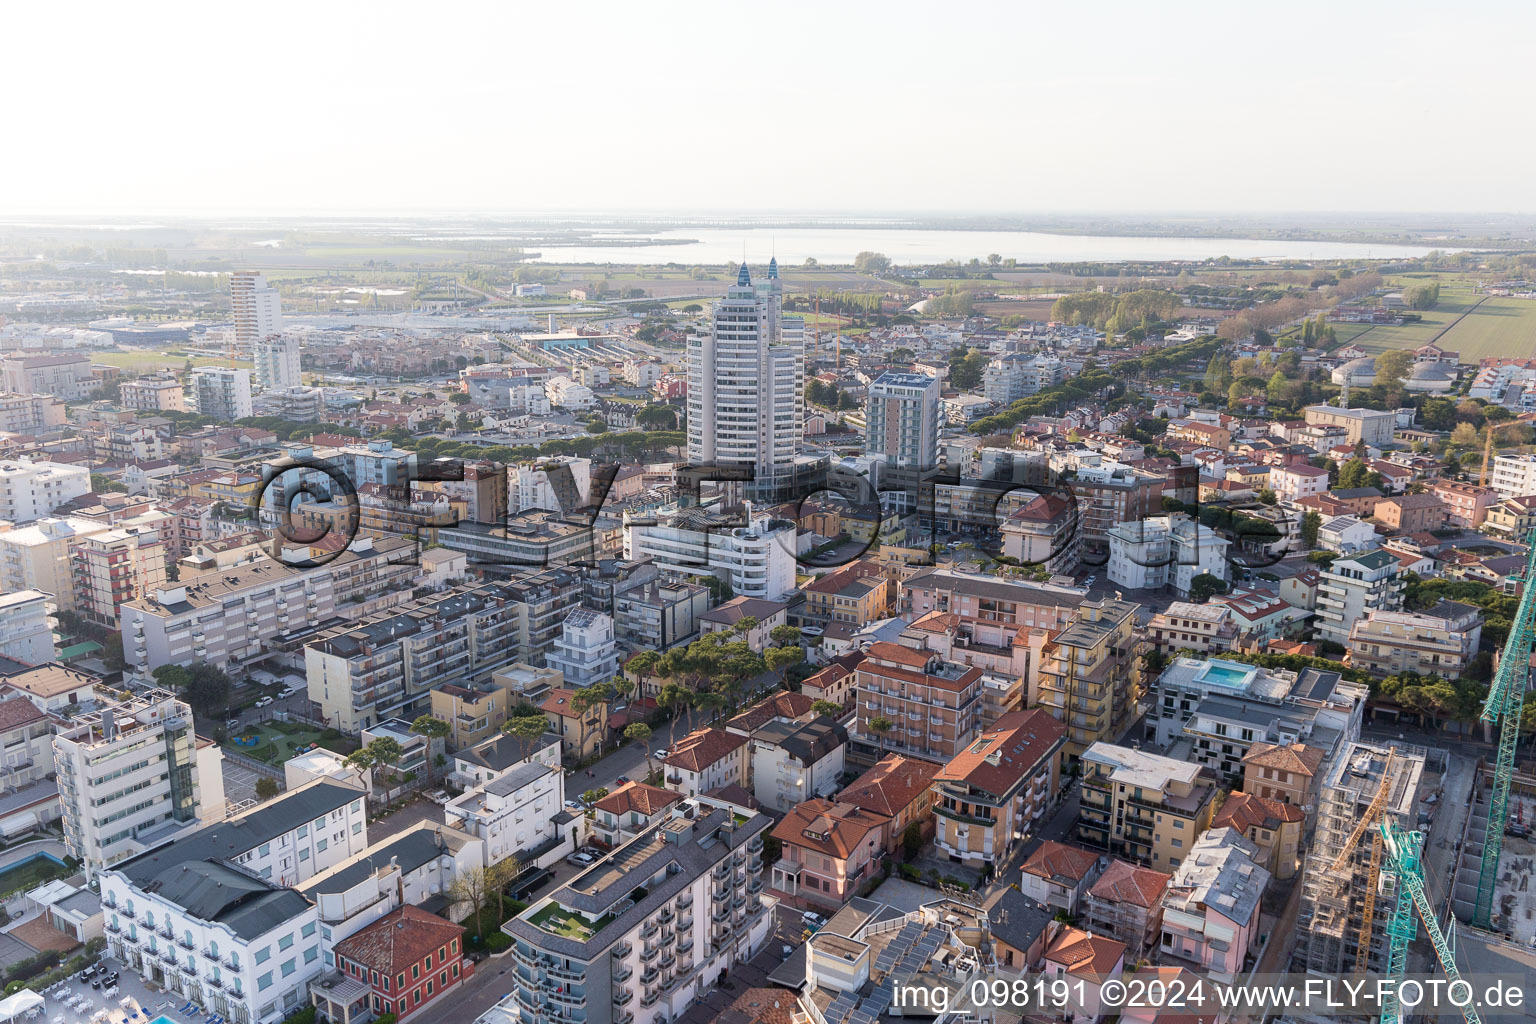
left=810, top=700, right=843, bottom=719
left=410, top=715, right=451, bottom=787
left=1187, top=573, right=1228, bottom=603
left=901, top=821, right=924, bottom=860
left=869, top=716, right=894, bottom=741
left=255, top=776, right=281, bottom=801
left=1301, top=510, right=1322, bottom=547
left=625, top=723, right=656, bottom=783
left=854, top=251, right=892, bottom=274
left=1375, top=349, right=1414, bottom=389
left=770, top=625, right=803, bottom=648
left=502, top=714, right=550, bottom=763
left=1450, top=422, right=1481, bottom=448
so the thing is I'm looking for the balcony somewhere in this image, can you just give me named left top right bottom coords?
left=614, top=966, right=633, bottom=984
left=612, top=942, right=633, bottom=959
left=641, top=946, right=660, bottom=963
left=613, top=989, right=633, bottom=1006
left=641, top=968, right=659, bottom=986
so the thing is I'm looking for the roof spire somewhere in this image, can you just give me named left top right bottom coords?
left=768, top=255, right=778, bottom=279
left=736, top=261, right=751, bottom=286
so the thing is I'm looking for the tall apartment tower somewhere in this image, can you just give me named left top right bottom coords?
left=190, top=366, right=253, bottom=421
left=686, top=259, right=804, bottom=502
left=254, top=334, right=301, bottom=391
left=230, top=271, right=282, bottom=350
left=866, top=371, right=941, bottom=468
left=1294, top=742, right=1423, bottom=976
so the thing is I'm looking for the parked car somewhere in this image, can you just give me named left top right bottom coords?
left=427, top=790, right=452, bottom=805
left=254, top=696, right=274, bottom=708
left=653, top=749, right=669, bottom=760
left=615, top=775, right=630, bottom=785
left=277, top=686, right=296, bottom=698
left=565, top=800, right=582, bottom=810
left=568, top=852, right=595, bottom=866
left=225, top=718, right=240, bottom=730
left=801, top=911, right=826, bottom=928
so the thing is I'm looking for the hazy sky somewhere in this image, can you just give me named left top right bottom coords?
left=6, top=0, right=1533, bottom=215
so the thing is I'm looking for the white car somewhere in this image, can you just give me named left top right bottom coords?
left=801, top=911, right=825, bottom=928
left=654, top=749, right=669, bottom=760
left=253, top=696, right=274, bottom=709
left=565, top=800, right=582, bottom=810
left=277, top=686, right=296, bottom=698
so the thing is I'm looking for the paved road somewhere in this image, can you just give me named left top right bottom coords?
left=564, top=714, right=701, bottom=801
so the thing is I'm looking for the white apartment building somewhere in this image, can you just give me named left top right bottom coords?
left=502, top=797, right=774, bottom=1024
left=1317, top=514, right=1377, bottom=555
left=622, top=358, right=663, bottom=388
left=749, top=718, right=847, bottom=814
left=545, top=608, right=620, bottom=688
left=662, top=728, right=749, bottom=799
left=1315, top=548, right=1404, bottom=643
left=865, top=371, right=941, bottom=470
left=545, top=375, right=595, bottom=411
left=99, top=781, right=368, bottom=1024
left=443, top=759, right=567, bottom=868
left=120, top=376, right=187, bottom=413
left=120, top=536, right=419, bottom=676
left=192, top=367, right=254, bottom=421
left=625, top=504, right=797, bottom=600
left=1, top=353, right=95, bottom=401
left=231, top=271, right=283, bottom=349
left=0, top=589, right=54, bottom=666
left=1271, top=463, right=1330, bottom=503
left=510, top=455, right=592, bottom=514
left=0, top=391, right=66, bottom=432
left=1491, top=454, right=1536, bottom=501
left=1107, top=513, right=1231, bottom=596
left=54, top=689, right=225, bottom=875
left=686, top=260, right=804, bottom=502
left=0, top=458, right=92, bottom=524
left=255, top=335, right=301, bottom=392
left=983, top=353, right=1067, bottom=405
left=0, top=518, right=110, bottom=616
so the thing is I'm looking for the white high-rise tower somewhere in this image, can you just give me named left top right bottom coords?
left=231, top=271, right=298, bottom=389
left=686, top=259, right=804, bottom=501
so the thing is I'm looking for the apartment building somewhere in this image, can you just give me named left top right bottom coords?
left=0, top=458, right=92, bottom=524
left=1271, top=463, right=1329, bottom=503
left=662, top=728, right=749, bottom=798
left=447, top=731, right=560, bottom=791
left=503, top=797, right=773, bottom=1024
left=1067, top=463, right=1165, bottom=552
left=53, top=689, right=225, bottom=875
left=1314, top=549, right=1404, bottom=643
left=0, top=589, right=54, bottom=666
left=120, top=376, right=187, bottom=413
left=540, top=687, right=607, bottom=761
left=306, top=581, right=531, bottom=733
left=1077, top=743, right=1217, bottom=870
left=430, top=664, right=561, bottom=750
left=99, top=782, right=368, bottom=1024
left=1000, top=493, right=1081, bottom=575
left=1146, top=602, right=1237, bottom=655
left=698, top=596, right=787, bottom=651
left=614, top=578, right=711, bottom=651
left=933, top=708, right=1066, bottom=867
left=853, top=642, right=985, bottom=765
left=1211, top=791, right=1304, bottom=880
left=1428, top=479, right=1496, bottom=528
left=837, top=754, right=939, bottom=855
left=444, top=760, right=567, bottom=868
left=1483, top=495, right=1536, bottom=542
left=255, top=335, right=301, bottom=393
left=1240, top=741, right=1325, bottom=810
left=1489, top=453, right=1536, bottom=500
left=1107, top=513, right=1231, bottom=596
left=1, top=353, right=94, bottom=401
left=0, top=692, right=54, bottom=794
left=801, top=560, right=895, bottom=625
left=191, top=366, right=254, bottom=421
left=1035, top=598, right=1139, bottom=758
left=1346, top=601, right=1483, bottom=677
left=2, top=661, right=98, bottom=713
left=983, top=353, right=1067, bottom=404
left=72, top=525, right=168, bottom=628
left=546, top=608, right=620, bottom=687
left=770, top=799, right=887, bottom=912
left=749, top=717, right=847, bottom=814
left=865, top=371, right=941, bottom=470
left=624, top=505, right=797, bottom=601
left=902, top=567, right=1086, bottom=630
left=1373, top=492, right=1446, bottom=533
left=0, top=391, right=66, bottom=431
left=1082, top=859, right=1170, bottom=960
left=1159, top=828, right=1269, bottom=984
left=326, top=906, right=470, bottom=1023
left=121, top=536, right=419, bottom=677
left=1302, top=404, right=1395, bottom=447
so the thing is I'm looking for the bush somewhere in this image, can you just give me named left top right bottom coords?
left=485, top=932, right=512, bottom=953
left=898, top=863, right=921, bottom=882
left=280, top=1009, right=317, bottom=1024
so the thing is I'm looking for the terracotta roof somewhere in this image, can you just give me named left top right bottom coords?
left=0, top=663, right=97, bottom=699
left=1022, top=841, right=1100, bottom=885
left=771, top=798, right=884, bottom=860
left=863, top=641, right=933, bottom=669
left=802, top=560, right=885, bottom=595
left=333, top=905, right=464, bottom=976
left=1214, top=791, right=1306, bottom=833
left=1088, top=859, right=1170, bottom=909
left=839, top=755, right=939, bottom=818
left=717, top=986, right=800, bottom=1024
left=1241, top=741, right=1324, bottom=778
left=1006, top=493, right=1074, bottom=524
left=539, top=687, right=589, bottom=718
left=593, top=781, right=681, bottom=817
left=1379, top=492, right=1446, bottom=510
left=725, top=692, right=815, bottom=734
left=935, top=708, right=1064, bottom=796
left=0, top=696, right=46, bottom=733
left=663, top=727, right=747, bottom=772
left=1044, top=926, right=1124, bottom=978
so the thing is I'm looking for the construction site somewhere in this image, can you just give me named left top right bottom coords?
left=1294, top=741, right=1427, bottom=976
left=1452, top=760, right=1536, bottom=944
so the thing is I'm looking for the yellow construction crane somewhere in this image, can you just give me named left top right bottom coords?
left=1326, top=751, right=1396, bottom=973
left=1479, top=419, right=1533, bottom=487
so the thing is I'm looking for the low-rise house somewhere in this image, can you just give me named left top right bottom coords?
left=1317, top=514, right=1377, bottom=555
left=1020, top=841, right=1104, bottom=915
left=540, top=686, right=606, bottom=761
left=1082, top=859, right=1170, bottom=960
left=698, top=596, right=789, bottom=652
left=933, top=708, right=1065, bottom=867
left=0, top=694, right=54, bottom=790
left=590, top=781, right=682, bottom=848
left=447, top=730, right=561, bottom=791
left=798, top=652, right=864, bottom=708
left=769, top=799, right=887, bottom=912
left=1146, top=603, right=1238, bottom=655
left=662, top=727, right=749, bottom=798
left=1039, top=924, right=1126, bottom=1024
left=750, top=717, right=848, bottom=814
left=1240, top=741, right=1325, bottom=811
left=1159, top=828, right=1270, bottom=983
left=1373, top=493, right=1447, bottom=534
left=724, top=691, right=816, bottom=739
left=1212, top=791, right=1305, bottom=880
left=324, top=905, right=471, bottom=1023
left=985, top=887, right=1056, bottom=971
left=1483, top=495, right=1536, bottom=542
left=837, top=754, right=940, bottom=855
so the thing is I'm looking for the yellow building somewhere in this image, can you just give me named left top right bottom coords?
left=1035, top=598, right=1140, bottom=758
left=1077, top=742, right=1217, bottom=871
left=1212, top=790, right=1305, bottom=880
left=430, top=663, right=561, bottom=750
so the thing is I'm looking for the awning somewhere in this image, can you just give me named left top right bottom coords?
left=0, top=989, right=45, bottom=1023
left=0, top=812, right=39, bottom=837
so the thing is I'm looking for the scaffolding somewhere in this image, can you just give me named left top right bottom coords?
left=1294, top=742, right=1425, bottom=976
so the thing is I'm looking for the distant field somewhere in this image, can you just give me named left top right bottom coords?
left=96, top=350, right=252, bottom=373
left=1435, top=296, right=1536, bottom=361
left=1342, top=283, right=1485, bottom=355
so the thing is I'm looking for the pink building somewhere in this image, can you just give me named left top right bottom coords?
left=1158, top=828, right=1270, bottom=983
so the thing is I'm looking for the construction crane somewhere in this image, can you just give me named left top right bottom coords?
left=1472, top=536, right=1536, bottom=929
left=1379, top=819, right=1483, bottom=1024
left=1478, top=419, right=1532, bottom=487
left=1324, top=750, right=1394, bottom=974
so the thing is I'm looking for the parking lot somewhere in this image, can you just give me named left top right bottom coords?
left=220, top=758, right=270, bottom=806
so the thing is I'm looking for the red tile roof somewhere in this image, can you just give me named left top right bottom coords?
left=663, top=728, right=747, bottom=772
left=934, top=708, right=1064, bottom=796
left=1214, top=791, right=1306, bottom=833
left=1241, top=741, right=1324, bottom=778
left=1022, top=841, right=1100, bottom=885
left=592, top=781, right=681, bottom=817
left=726, top=692, right=815, bottom=734
left=333, top=905, right=463, bottom=977
left=839, top=755, right=939, bottom=819
left=1088, top=859, right=1170, bottom=909
left=771, top=798, right=885, bottom=860
left=1044, top=926, right=1124, bottom=978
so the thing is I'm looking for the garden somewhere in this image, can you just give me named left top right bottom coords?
left=225, top=720, right=329, bottom=765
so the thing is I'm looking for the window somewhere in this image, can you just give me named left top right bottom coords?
left=279, top=934, right=294, bottom=951
left=304, top=947, right=318, bottom=964
left=299, top=848, right=310, bottom=862
left=397, top=974, right=405, bottom=990
left=259, top=843, right=271, bottom=857
left=258, top=973, right=272, bottom=991
left=412, top=964, right=420, bottom=980
left=281, top=959, right=295, bottom=978
left=352, top=822, right=363, bottom=835
left=302, top=922, right=316, bottom=938
left=256, top=947, right=271, bottom=964
left=317, top=838, right=328, bottom=852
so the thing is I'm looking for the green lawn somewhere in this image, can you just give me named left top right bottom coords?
left=1340, top=283, right=1485, bottom=356
left=95, top=350, right=254, bottom=373
left=226, top=721, right=325, bottom=765
left=0, top=854, right=75, bottom=899
left=1435, top=296, right=1536, bottom=362
left=528, top=903, right=612, bottom=941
